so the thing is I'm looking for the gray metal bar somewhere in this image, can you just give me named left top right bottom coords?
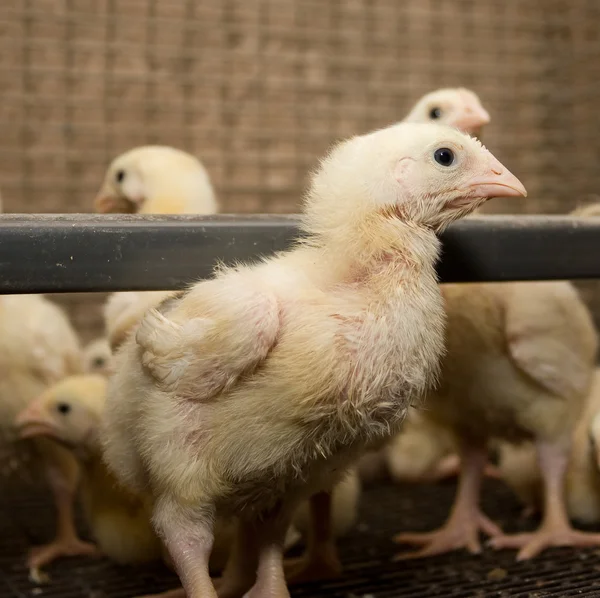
left=0, top=214, right=597, bottom=293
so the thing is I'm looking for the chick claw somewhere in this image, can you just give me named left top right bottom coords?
left=284, top=549, right=343, bottom=585
left=489, top=527, right=600, bottom=561
left=27, top=537, right=100, bottom=570
left=392, top=512, right=502, bottom=560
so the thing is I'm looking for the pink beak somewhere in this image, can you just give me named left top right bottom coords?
left=15, top=402, right=57, bottom=440
left=467, top=155, right=527, bottom=199
left=453, top=106, right=491, bottom=135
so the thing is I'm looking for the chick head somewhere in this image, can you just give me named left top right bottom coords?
left=15, top=374, right=107, bottom=451
left=304, top=122, right=526, bottom=239
left=83, top=337, right=112, bottom=375
left=94, top=145, right=216, bottom=214
left=404, top=88, right=491, bottom=137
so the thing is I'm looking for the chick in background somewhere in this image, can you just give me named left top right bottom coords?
left=94, top=146, right=218, bottom=216
left=82, top=337, right=112, bottom=376
left=394, top=274, right=599, bottom=560
left=0, top=294, right=94, bottom=579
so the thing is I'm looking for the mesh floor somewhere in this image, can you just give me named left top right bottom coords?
left=2, top=479, right=600, bottom=598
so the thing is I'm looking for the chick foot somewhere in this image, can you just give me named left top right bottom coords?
left=27, top=536, right=99, bottom=576
left=393, top=444, right=502, bottom=559
left=489, top=525, right=600, bottom=560
left=284, top=544, right=342, bottom=585
left=491, top=439, right=600, bottom=560
left=393, top=510, right=501, bottom=559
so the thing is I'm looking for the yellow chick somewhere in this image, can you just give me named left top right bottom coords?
left=394, top=280, right=599, bottom=561
left=102, top=122, right=525, bottom=598
left=16, top=375, right=163, bottom=565
left=82, top=337, right=112, bottom=376
left=0, top=295, right=94, bottom=577
left=94, top=146, right=218, bottom=215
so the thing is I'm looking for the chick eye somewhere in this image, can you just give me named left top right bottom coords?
left=434, top=147, right=454, bottom=167
left=92, top=356, right=105, bottom=369
left=115, top=170, right=126, bottom=184
left=429, top=107, right=442, bottom=119
left=57, top=402, right=71, bottom=415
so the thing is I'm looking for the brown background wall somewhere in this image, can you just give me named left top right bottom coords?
left=1, top=0, right=600, bottom=342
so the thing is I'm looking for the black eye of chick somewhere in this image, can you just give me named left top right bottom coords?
left=434, top=148, right=454, bottom=167
left=92, top=356, right=105, bottom=368
left=115, top=170, right=126, bottom=183
left=429, top=107, right=442, bottom=119
left=57, top=402, right=71, bottom=415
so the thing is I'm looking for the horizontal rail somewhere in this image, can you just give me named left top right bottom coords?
left=0, top=214, right=598, bottom=293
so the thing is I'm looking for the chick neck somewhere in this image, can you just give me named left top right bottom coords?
left=304, top=212, right=441, bottom=287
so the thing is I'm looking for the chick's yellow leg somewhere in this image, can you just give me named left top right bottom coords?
left=28, top=447, right=99, bottom=573
left=393, top=445, right=502, bottom=559
left=284, top=491, right=343, bottom=584
left=489, top=440, right=600, bottom=560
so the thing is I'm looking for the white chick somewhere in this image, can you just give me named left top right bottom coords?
left=102, top=122, right=525, bottom=598
left=0, top=295, right=94, bottom=575
left=82, top=337, right=112, bottom=376
left=394, top=280, right=599, bottom=561
left=94, top=146, right=218, bottom=215
left=403, top=87, right=491, bottom=137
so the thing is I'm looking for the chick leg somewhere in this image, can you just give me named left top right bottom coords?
left=28, top=446, right=98, bottom=573
left=393, top=444, right=502, bottom=559
left=215, top=519, right=259, bottom=598
left=155, top=500, right=218, bottom=598
left=427, top=454, right=502, bottom=482
left=489, top=439, right=600, bottom=560
left=242, top=508, right=293, bottom=598
left=284, top=491, right=342, bottom=584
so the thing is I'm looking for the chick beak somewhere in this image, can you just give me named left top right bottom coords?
left=94, top=192, right=138, bottom=214
left=467, top=156, right=527, bottom=199
left=454, top=106, right=491, bottom=136
left=15, top=403, right=57, bottom=440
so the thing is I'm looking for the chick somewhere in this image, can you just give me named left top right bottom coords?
left=0, top=295, right=95, bottom=575
left=403, top=87, right=491, bottom=137
left=94, top=146, right=218, bottom=215
left=101, top=122, right=524, bottom=598
left=394, top=279, right=599, bottom=561
left=15, top=374, right=163, bottom=565
left=82, top=337, right=112, bottom=376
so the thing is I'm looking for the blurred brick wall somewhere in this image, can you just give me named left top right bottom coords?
left=1, top=0, right=600, bottom=341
